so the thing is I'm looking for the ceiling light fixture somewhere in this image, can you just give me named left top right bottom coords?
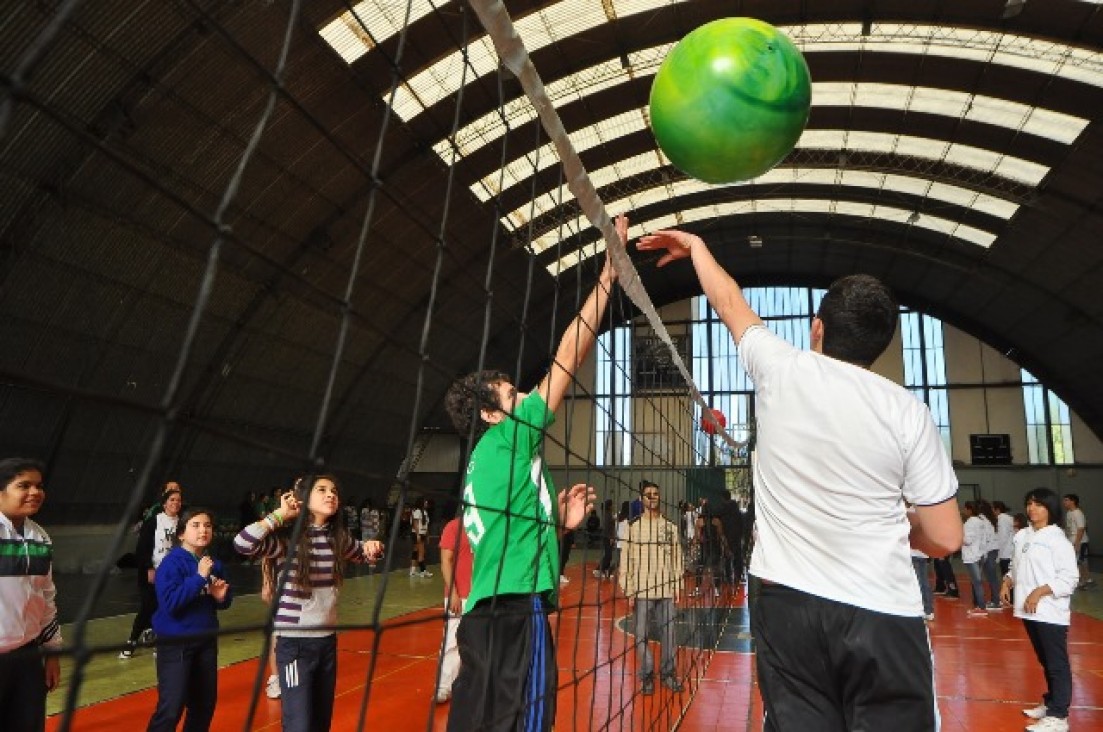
left=1003, top=0, right=1026, bottom=19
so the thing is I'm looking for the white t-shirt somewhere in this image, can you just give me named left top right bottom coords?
left=740, top=325, right=958, bottom=617
left=412, top=508, right=428, bottom=536
left=962, top=515, right=995, bottom=564
left=1065, top=508, right=1088, bottom=546
left=152, top=513, right=179, bottom=569
left=996, top=512, right=1015, bottom=560
left=1010, top=524, right=1078, bottom=625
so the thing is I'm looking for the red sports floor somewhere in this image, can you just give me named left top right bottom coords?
left=47, top=567, right=1103, bottom=731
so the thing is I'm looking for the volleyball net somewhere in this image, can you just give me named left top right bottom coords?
left=0, top=2, right=756, bottom=730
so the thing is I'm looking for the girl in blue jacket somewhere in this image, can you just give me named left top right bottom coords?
left=147, top=507, right=232, bottom=732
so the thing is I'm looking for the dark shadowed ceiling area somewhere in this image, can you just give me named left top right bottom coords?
left=1, top=0, right=1101, bottom=515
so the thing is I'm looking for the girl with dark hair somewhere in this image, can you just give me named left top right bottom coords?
left=1001, top=488, right=1078, bottom=732
left=233, top=475, right=383, bottom=732
left=147, top=507, right=231, bottom=732
left=976, top=500, right=1003, bottom=611
left=962, top=501, right=996, bottom=617
left=122, top=486, right=183, bottom=658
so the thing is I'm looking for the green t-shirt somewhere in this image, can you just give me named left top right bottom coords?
left=462, top=391, right=558, bottom=611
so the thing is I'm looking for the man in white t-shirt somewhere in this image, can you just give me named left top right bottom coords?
left=638, top=230, right=963, bottom=731
left=1062, top=494, right=1093, bottom=589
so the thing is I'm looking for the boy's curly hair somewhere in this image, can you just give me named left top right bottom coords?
left=445, top=370, right=512, bottom=437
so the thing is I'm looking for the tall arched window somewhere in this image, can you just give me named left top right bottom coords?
left=1022, top=369, right=1075, bottom=464
left=901, top=311, right=952, bottom=457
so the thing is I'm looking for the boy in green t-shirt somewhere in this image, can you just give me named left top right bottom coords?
left=442, top=215, right=625, bottom=732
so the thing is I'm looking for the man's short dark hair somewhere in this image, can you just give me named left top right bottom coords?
left=639, top=480, right=658, bottom=496
left=1064, top=493, right=1080, bottom=507
left=816, top=274, right=898, bottom=367
left=444, top=370, right=512, bottom=437
left=1026, top=487, right=1063, bottom=527
left=0, top=458, right=46, bottom=490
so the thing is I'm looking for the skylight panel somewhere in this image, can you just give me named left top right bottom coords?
left=536, top=1, right=609, bottom=38
left=381, top=19, right=1103, bottom=127
left=318, top=1, right=438, bottom=64
left=815, top=83, right=1086, bottom=144
left=501, top=126, right=1044, bottom=212
left=545, top=198, right=997, bottom=275
left=516, top=143, right=1025, bottom=249
left=451, top=74, right=1084, bottom=170
left=804, top=25, right=1103, bottom=89
left=390, top=36, right=500, bottom=121
left=530, top=170, right=1012, bottom=256
left=472, top=111, right=647, bottom=201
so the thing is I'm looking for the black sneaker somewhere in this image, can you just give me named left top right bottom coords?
left=641, top=676, right=655, bottom=695
left=662, top=675, right=684, bottom=693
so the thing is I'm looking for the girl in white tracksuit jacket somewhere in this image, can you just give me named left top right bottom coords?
left=1000, top=488, right=1078, bottom=731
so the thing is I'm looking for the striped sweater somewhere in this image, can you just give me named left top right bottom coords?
left=234, top=519, right=365, bottom=637
left=0, top=513, right=62, bottom=653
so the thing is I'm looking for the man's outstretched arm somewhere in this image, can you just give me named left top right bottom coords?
left=636, top=230, right=762, bottom=343
left=536, top=214, right=624, bottom=413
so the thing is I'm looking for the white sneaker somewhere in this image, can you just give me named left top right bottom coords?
left=1023, top=705, right=1048, bottom=720
left=420, top=570, right=433, bottom=578
left=592, top=569, right=603, bottom=578
left=1026, top=717, right=1068, bottom=732
left=435, top=689, right=451, bottom=704
left=265, top=674, right=281, bottom=699
left=560, top=575, right=570, bottom=585
left=924, top=613, right=935, bottom=622
left=409, top=569, right=418, bottom=577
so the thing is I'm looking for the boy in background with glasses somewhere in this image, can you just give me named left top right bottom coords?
left=619, top=480, right=685, bottom=695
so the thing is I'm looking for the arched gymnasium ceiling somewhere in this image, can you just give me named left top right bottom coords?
left=1, top=0, right=1102, bottom=507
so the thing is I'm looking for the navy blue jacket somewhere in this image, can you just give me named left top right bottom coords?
left=152, top=546, right=232, bottom=638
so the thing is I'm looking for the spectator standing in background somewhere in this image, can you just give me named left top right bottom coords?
left=593, top=499, right=617, bottom=580
left=1062, top=494, right=1093, bottom=589
left=619, top=481, right=684, bottom=695
left=360, top=499, right=381, bottom=542
left=411, top=498, right=432, bottom=578
left=994, top=501, right=1015, bottom=576
left=121, top=486, right=183, bottom=658
left=435, top=517, right=473, bottom=704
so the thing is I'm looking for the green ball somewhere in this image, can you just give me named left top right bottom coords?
left=649, top=18, right=812, bottom=184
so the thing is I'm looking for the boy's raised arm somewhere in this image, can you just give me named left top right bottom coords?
left=536, top=214, right=624, bottom=413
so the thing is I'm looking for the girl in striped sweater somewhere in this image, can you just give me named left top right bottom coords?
left=234, top=475, right=384, bottom=732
